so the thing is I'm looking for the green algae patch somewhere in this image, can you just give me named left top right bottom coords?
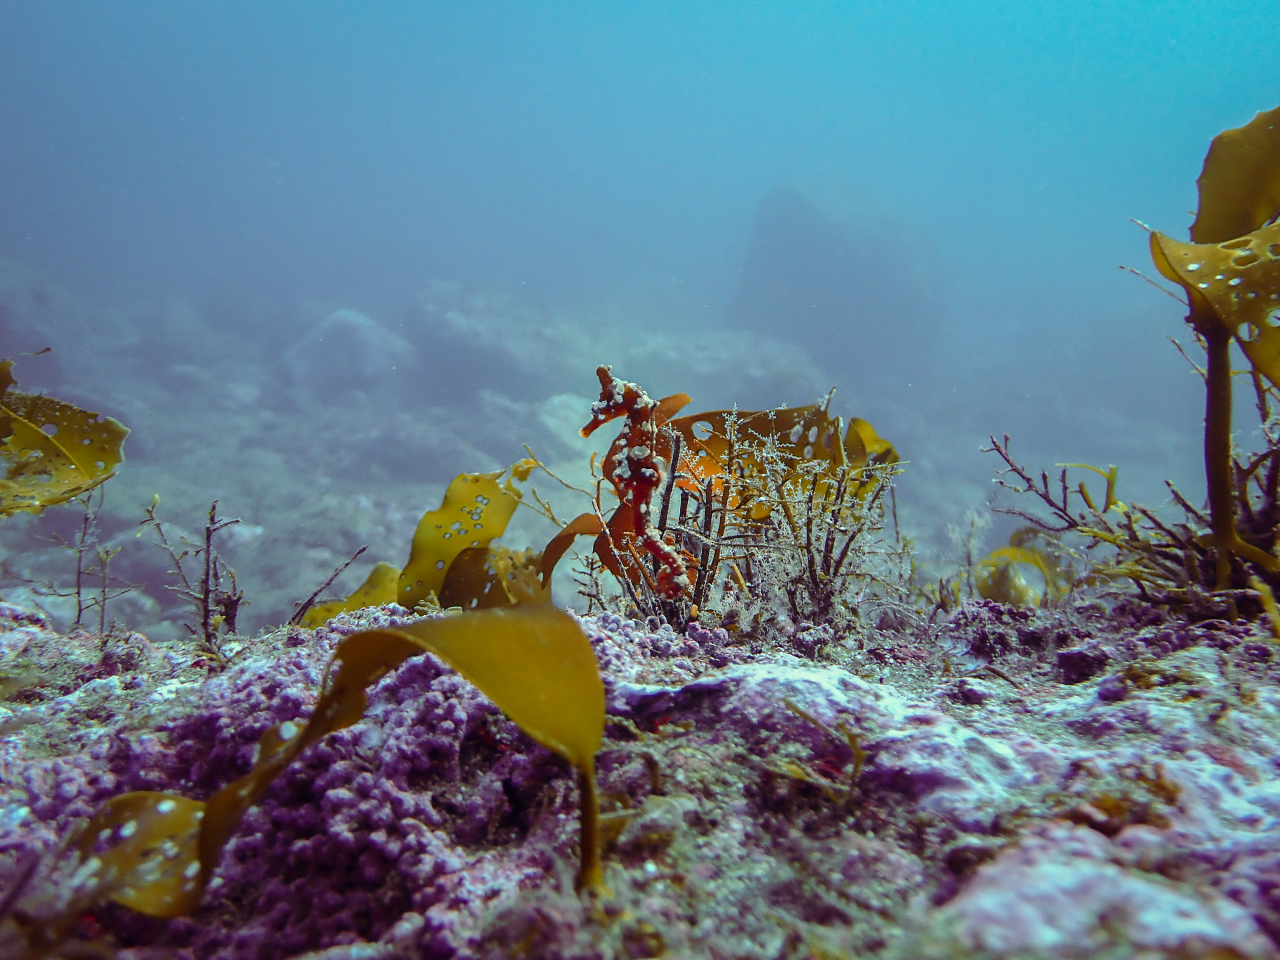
left=0, top=359, right=129, bottom=517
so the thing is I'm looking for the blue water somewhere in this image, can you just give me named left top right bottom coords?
left=1, top=3, right=1267, bottom=307
left=2, top=1, right=1278, bottom=517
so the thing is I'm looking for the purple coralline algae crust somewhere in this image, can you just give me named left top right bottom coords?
left=1, top=597, right=1280, bottom=959
left=936, top=821, right=1277, bottom=958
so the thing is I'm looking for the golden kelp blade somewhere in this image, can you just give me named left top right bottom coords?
left=77, top=791, right=206, bottom=918
left=1191, top=104, right=1280, bottom=245
left=301, top=560, right=400, bottom=627
left=670, top=406, right=898, bottom=482
left=1150, top=226, right=1280, bottom=389
left=539, top=512, right=605, bottom=588
left=0, top=362, right=129, bottom=516
left=69, top=627, right=429, bottom=920
left=204, top=609, right=603, bottom=895
left=390, top=607, right=606, bottom=891
left=198, top=628, right=428, bottom=889
left=73, top=614, right=606, bottom=916
left=438, top=545, right=551, bottom=609
left=669, top=405, right=848, bottom=487
left=843, top=417, right=900, bottom=499
left=976, top=546, right=1052, bottom=607
left=392, top=608, right=603, bottom=768
left=1151, top=104, right=1280, bottom=389
left=847, top=417, right=899, bottom=466
left=331, top=609, right=605, bottom=889
left=398, top=465, right=528, bottom=610
left=669, top=406, right=897, bottom=522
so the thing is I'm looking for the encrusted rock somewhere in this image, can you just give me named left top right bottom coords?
left=2, top=599, right=1279, bottom=959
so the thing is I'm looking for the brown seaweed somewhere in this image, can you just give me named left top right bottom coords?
left=0, top=359, right=129, bottom=517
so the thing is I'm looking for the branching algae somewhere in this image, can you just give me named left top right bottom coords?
left=550, top=365, right=901, bottom=628
left=308, top=364, right=899, bottom=634
left=989, top=104, right=1280, bottom=618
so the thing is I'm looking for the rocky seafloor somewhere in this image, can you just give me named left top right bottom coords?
left=0, top=255, right=1202, bottom=643
left=0, top=254, right=1266, bottom=959
left=2, top=591, right=1280, bottom=960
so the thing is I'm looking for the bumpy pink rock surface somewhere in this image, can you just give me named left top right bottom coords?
left=2, top=598, right=1280, bottom=959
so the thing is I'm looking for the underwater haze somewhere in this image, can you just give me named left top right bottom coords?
left=2, top=1, right=1279, bottom=632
